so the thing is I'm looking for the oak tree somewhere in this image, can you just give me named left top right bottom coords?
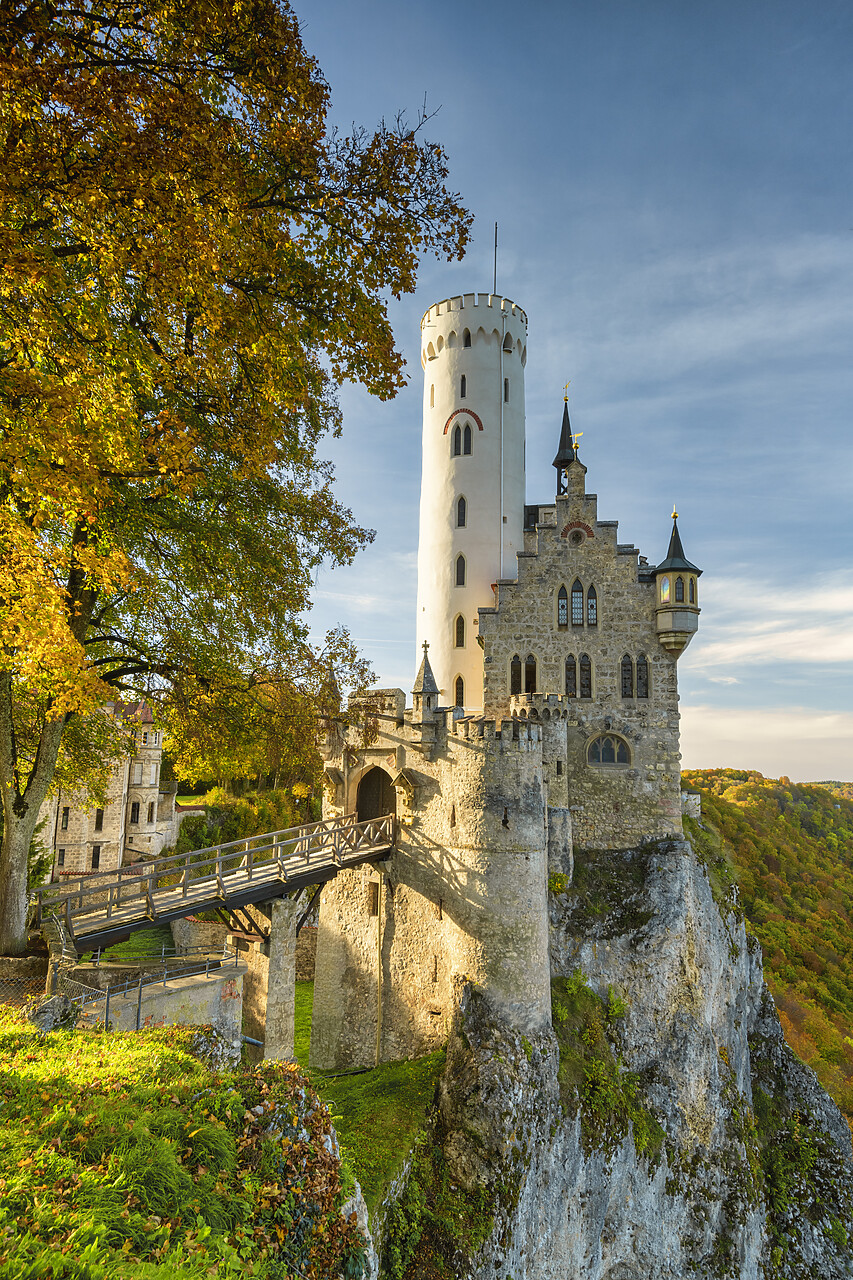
left=0, top=0, right=471, bottom=951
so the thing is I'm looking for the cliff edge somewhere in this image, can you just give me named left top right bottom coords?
left=385, top=837, right=853, bottom=1279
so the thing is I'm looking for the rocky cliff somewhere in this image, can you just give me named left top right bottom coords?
left=382, top=837, right=853, bottom=1279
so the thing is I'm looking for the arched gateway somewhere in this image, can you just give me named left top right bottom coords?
left=356, top=767, right=395, bottom=822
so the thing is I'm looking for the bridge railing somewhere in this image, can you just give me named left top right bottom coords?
left=32, top=812, right=395, bottom=934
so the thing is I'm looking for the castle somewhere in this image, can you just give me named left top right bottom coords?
left=311, top=292, right=702, bottom=1072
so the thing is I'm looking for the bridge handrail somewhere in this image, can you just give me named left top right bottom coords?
left=32, top=811, right=394, bottom=932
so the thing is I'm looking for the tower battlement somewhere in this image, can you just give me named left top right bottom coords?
left=448, top=714, right=542, bottom=747
left=421, top=292, right=528, bottom=329
left=510, top=693, right=570, bottom=720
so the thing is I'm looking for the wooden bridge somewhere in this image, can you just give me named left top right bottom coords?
left=31, top=812, right=395, bottom=952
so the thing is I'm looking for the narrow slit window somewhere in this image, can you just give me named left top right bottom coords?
left=510, top=653, right=522, bottom=695
left=368, top=881, right=379, bottom=916
left=675, top=576, right=685, bottom=603
left=455, top=615, right=465, bottom=647
left=587, top=585, right=597, bottom=626
left=637, top=654, right=649, bottom=699
left=463, top=423, right=472, bottom=454
left=61, top=807, right=69, bottom=830
left=147, top=801, right=155, bottom=823
left=57, top=848, right=65, bottom=867
left=430, top=384, right=434, bottom=408
left=621, top=655, right=634, bottom=698
left=455, top=675, right=464, bottom=707
left=660, top=575, right=670, bottom=603
left=94, top=808, right=103, bottom=832
left=453, top=424, right=462, bottom=456
left=463, top=329, right=471, bottom=347
left=456, top=554, right=466, bottom=587
left=571, top=579, right=584, bottom=626
left=457, top=495, right=466, bottom=527
left=557, top=585, right=568, bottom=629
left=91, top=845, right=100, bottom=870
left=689, top=577, right=696, bottom=604
left=130, top=801, right=140, bottom=824
left=565, top=655, right=577, bottom=697
left=504, top=377, right=509, bottom=402
left=579, top=654, right=592, bottom=699
left=524, top=654, right=537, bottom=694
left=460, top=374, right=467, bottom=399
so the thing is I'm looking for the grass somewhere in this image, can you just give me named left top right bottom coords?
left=294, top=979, right=314, bottom=1067
left=0, top=1008, right=367, bottom=1279
left=93, top=924, right=176, bottom=962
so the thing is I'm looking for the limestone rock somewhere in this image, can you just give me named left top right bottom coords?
left=408, top=837, right=853, bottom=1279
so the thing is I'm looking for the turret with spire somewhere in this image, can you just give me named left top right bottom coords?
left=654, top=510, right=702, bottom=655
left=553, top=389, right=586, bottom=498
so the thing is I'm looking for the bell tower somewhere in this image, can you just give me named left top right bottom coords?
left=415, top=293, right=528, bottom=711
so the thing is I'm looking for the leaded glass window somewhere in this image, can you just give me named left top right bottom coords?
left=456, top=554, right=465, bottom=587
left=587, top=735, right=629, bottom=766
left=637, top=654, right=649, bottom=699
left=565, top=655, right=577, bottom=697
left=587, top=585, right=597, bottom=626
left=675, top=576, right=684, bottom=602
left=463, top=423, right=472, bottom=454
left=524, top=654, right=537, bottom=694
left=579, top=654, right=592, bottom=699
left=557, top=585, right=568, bottom=629
left=510, top=654, right=522, bottom=695
left=455, top=615, right=464, bottom=647
left=621, top=655, right=634, bottom=699
left=571, top=579, right=584, bottom=626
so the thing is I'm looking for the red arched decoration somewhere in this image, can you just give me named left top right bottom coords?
left=443, top=408, right=485, bottom=435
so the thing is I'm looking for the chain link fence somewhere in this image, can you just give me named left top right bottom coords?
left=0, top=975, right=46, bottom=1009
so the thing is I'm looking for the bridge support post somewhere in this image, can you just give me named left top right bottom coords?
left=263, top=897, right=299, bottom=1062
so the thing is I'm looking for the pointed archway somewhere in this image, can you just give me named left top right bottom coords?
left=356, top=767, right=395, bottom=822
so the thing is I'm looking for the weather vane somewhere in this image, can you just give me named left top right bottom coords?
left=572, top=431, right=583, bottom=449
left=672, top=506, right=678, bottom=520
left=563, top=380, right=571, bottom=400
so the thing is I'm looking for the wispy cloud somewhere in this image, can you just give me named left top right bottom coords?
left=681, top=704, right=853, bottom=782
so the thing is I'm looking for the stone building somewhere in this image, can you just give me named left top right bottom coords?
left=311, top=291, right=702, bottom=1072
left=39, top=701, right=179, bottom=879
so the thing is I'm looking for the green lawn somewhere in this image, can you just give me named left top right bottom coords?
left=79, top=923, right=176, bottom=962
left=294, top=979, right=444, bottom=1214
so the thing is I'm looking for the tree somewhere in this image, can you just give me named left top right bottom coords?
left=0, top=0, right=472, bottom=952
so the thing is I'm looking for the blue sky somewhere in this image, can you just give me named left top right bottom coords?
left=300, top=0, right=853, bottom=783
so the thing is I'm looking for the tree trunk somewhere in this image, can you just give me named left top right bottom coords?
left=0, top=674, right=66, bottom=955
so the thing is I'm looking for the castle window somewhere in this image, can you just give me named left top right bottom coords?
left=510, top=653, right=522, bottom=695
left=463, top=423, right=472, bottom=455
left=556, top=760, right=563, bottom=776
left=460, top=374, right=467, bottom=399
left=130, top=801, right=140, bottom=824
left=457, top=495, right=467, bottom=528
left=579, top=654, right=592, bottom=699
left=637, top=654, right=649, bottom=699
left=455, top=554, right=466, bottom=587
left=621, top=655, right=634, bottom=699
left=660, top=575, right=670, bottom=604
left=455, top=676, right=464, bottom=707
left=94, top=808, right=104, bottom=832
left=503, top=332, right=513, bottom=352
left=91, top=845, right=101, bottom=870
left=368, top=881, right=379, bottom=916
left=675, top=576, right=684, bottom=603
left=453, top=424, right=462, bottom=456
left=565, top=655, right=577, bottom=697
left=61, top=806, right=69, bottom=830
left=587, top=585, right=597, bottom=626
left=689, top=577, right=696, bottom=604
left=571, top=579, right=584, bottom=626
left=557, top=585, right=568, bottom=629
left=588, top=735, right=630, bottom=766
left=430, top=384, right=434, bottom=408
left=147, top=801, right=155, bottom=823
left=504, top=377, right=509, bottom=402
left=525, top=654, right=537, bottom=694
left=57, top=848, right=65, bottom=867
left=463, top=329, right=471, bottom=348
left=455, top=615, right=465, bottom=647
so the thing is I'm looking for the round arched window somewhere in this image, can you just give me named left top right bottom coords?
left=587, top=735, right=630, bottom=766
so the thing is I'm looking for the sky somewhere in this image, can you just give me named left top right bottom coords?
left=298, top=0, right=853, bottom=784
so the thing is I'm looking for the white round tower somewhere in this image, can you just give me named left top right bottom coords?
left=416, top=293, right=527, bottom=710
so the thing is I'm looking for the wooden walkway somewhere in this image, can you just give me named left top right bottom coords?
left=32, top=812, right=395, bottom=951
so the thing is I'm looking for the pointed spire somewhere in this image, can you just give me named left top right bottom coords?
left=413, top=641, right=439, bottom=696
left=655, top=510, right=702, bottom=575
left=552, top=396, right=575, bottom=495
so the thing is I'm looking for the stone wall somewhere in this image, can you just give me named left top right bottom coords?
left=170, top=917, right=230, bottom=955
left=79, top=962, right=246, bottom=1046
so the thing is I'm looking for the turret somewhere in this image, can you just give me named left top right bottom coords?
left=552, top=396, right=575, bottom=495
left=412, top=641, right=439, bottom=720
left=416, top=293, right=528, bottom=712
left=654, top=511, right=702, bottom=654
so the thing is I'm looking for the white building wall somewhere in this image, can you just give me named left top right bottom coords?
left=416, top=293, right=527, bottom=711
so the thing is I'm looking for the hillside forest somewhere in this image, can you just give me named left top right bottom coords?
left=683, top=769, right=853, bottom=1126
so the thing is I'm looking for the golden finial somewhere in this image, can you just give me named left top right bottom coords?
left=563, top=380, right=571, bottom=401
left=671, top=506, right=678, bottom=520
left=572, top=431, right=583, bottom=448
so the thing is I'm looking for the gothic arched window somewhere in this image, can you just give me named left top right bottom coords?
left=557, top=585, right=568, bottom=629
left=510, top=653, right=522, bottom=695
left=637, top=654, right=649, bottom=699
left=455, top=676, right=464, bottom=707
left=452, top=424, right=462, bottom=457
left=565, top=655, right=577, bottom=698
left=579, top=654, right=592, bottom=699
left=457, top=495, right=467, bottom=528
left=621, top=655, right=634, bottom=699
left=463, top=329, right=472, bottom=348
left=588, top=735, right=630, bottom=766
left=460, top=374, right=467, bottom=399
left=675, top=576, right=685, bottom=603
left=571, top=579, right=584, bottom=627
left=689, top=577, right=696, bottom=604
left=660, top=575, right=670, bottom=604
left=587, top=584, right=597, bottom=626
left=525, top=654, right=537, bottom=694
left=455, top=615, right=465, bottom=648
left=455, top=554, right=466, bottom=587
left=463, top=423, right=472, bottom=455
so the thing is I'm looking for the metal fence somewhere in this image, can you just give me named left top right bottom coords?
left=0, top=975, right=46, bottom=1009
